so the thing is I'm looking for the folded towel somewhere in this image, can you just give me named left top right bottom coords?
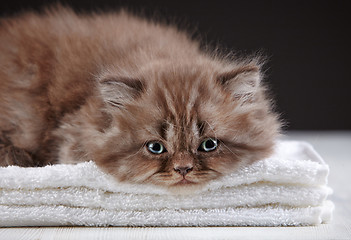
left=0, top=141, right=333, bottom=227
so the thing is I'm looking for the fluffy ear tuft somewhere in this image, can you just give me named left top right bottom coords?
left=217, top=64, right=261, bottom=102
left=99, top=77, right=145, bottom=109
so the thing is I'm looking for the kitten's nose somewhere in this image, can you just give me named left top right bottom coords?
left=174, top=166, right=193, bottom=176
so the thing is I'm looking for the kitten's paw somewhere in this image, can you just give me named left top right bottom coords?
left=0, top=145, right=34, bottom=167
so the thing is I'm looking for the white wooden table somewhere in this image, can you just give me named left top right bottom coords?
left=1, top=131, right=350, bottom=240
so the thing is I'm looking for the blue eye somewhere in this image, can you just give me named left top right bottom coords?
left=146, top=141, right=166, bottom=154
left=199, top=138, right=218, bottom=152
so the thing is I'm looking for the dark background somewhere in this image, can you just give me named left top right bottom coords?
left=1, top=0, right=350, bottom=130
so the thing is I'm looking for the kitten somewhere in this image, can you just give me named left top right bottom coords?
left=0, top=6, right=280, bottom=189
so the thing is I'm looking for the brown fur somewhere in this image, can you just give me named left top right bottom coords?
left=0, top=6, right=280, bottom=189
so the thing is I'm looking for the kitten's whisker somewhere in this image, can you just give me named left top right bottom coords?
left=157, top=174, right=172, bottom=178
left=220, top=142, right=238, bottom=157
left=193, top=172, right=208, bottom=176
left=205, top=120, right=218, bottom=139
left=127, top=143, right=146, bottom=158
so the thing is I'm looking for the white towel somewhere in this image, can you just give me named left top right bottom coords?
left=0, top=141, right=333, bottom=227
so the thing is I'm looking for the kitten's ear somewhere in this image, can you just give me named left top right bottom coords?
left=217, top=64, right=261, bottom=102
left=99, top=77, right=145, bottom=109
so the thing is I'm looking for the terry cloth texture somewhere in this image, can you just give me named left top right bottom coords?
left=0, top=141, right=334, bottom=227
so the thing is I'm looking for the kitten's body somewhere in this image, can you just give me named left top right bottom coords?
left=0, top=7, right=280, bottom=189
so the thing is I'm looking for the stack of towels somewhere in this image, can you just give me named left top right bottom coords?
left=0, top=141, right=333, bottom=227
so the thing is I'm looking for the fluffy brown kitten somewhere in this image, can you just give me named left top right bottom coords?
left=0, top=7, right=280, bottom=189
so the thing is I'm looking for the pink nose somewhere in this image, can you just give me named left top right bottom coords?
left=174, top=166, right=193, bottom=176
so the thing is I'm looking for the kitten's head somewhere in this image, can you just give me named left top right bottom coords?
left=92, top=58, right=280, bottom=191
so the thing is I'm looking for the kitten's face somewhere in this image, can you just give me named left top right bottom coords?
left=93, top=61, right=279, bottom=190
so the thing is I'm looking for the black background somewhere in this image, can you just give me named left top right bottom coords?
left=1, top=0, right=350, bottom=130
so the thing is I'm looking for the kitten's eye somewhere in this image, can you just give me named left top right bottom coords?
left=146, top=141, right=166, bottom=154
left=199, top=138, right=218, bottom=152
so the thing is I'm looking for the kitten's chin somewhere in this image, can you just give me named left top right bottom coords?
left=162, top=177, right=212, bottom=195
left=145, top=171, right=222, bottom=194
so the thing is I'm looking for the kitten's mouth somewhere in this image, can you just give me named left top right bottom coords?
left=174, top=178, right=195, bottom=185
